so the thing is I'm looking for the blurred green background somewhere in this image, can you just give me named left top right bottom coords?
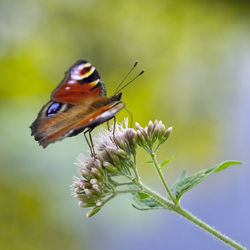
left=1, top=0, right=250, bottom=249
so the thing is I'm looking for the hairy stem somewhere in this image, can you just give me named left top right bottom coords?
left=174, top=206, right=246, bottom=250
left=140, top=183, right=246, bottom=250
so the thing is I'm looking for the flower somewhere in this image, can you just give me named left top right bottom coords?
left=71, top=119, right=172, bottom=217
left=136, top=120, right=172, bottom=152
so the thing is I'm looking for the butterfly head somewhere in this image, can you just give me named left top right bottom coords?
left=110, top=92, right=122, bottom=102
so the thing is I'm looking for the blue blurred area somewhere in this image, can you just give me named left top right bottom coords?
left=0, top=0, right=250, bottom=249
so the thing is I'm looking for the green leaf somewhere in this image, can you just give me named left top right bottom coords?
left=171, top=160, right=242, bottom=201
left=137, top=192, right=150, bottom=199
left=213, top=160, right=242, bottom=172
left=160, top=156, right=174, bottom=169
left=143, top=161, right=153, bottom=164
left=132, top=192, right=163, bottom=211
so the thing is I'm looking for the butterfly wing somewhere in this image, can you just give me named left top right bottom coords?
left=51, top=60, right=106, bottom=104
left=31, top=97, right=124, bottom=148
left=30, top=60, right=111, bottom=147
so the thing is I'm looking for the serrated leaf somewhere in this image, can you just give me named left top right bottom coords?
left=171, top=160, right=242, bottom=201
left=132, top=192, right=163, bottom=211
left=160, top=156, right=174, bottom=169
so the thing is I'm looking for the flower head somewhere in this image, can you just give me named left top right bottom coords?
left=72, top=119, right=172, bottom=217
left=136, top=120, right=172, bottom=152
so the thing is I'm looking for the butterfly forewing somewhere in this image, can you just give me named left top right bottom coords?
left=51, top=60, right=106, bottom=104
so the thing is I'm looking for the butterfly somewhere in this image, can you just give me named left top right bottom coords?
left=30, top=59, right=143, bottom=155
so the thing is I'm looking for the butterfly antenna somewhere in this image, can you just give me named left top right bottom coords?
left=116, top=70, right=144, bottom=94
left=114, top=61, right=138, bottom=95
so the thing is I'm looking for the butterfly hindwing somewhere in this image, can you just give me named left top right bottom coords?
left=30, top=97, right=124, bottom=148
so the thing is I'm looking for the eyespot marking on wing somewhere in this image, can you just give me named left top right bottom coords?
left=71, top=62, right=95, bottom=80
left=46, top=102, right=63, bottom=117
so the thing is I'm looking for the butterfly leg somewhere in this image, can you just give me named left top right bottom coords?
left=88, top=129, right=96, bottom=158
left=112, top=116, right=119, bottom=148
left=113, top=116, right=116, bottom=138
left=107, top=120, right=110, bottom=131
left=84, top=129, right=94, bottom=157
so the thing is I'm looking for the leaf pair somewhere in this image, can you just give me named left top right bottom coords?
left=144, top=156, right=174, bottom=169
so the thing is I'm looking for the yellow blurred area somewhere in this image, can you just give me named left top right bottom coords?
left=1, top=0, right=250, bottom=249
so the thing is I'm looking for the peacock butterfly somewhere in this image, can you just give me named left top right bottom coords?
left=30, top=60, right=143, bottom=154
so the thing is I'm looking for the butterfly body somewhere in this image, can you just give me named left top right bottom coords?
left=30, top=60, right=124, bottom=148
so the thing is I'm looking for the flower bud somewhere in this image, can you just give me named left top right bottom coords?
left=151, top=123, right=159, bottom=143
left=91, top=168, right=102, bottom=179
left=136, top=130, right=145, bottom=146
left=79, top=179, right=91, bottom=189
left=80, top=169, right=93, bottom=180
left=75, top=187, right=84, bottom=194
left=85, top=161, right=94, bottom=170
left=159, top=126, right=172, bottom=143
left=86, top=206, right=101, bottom=218
left=165, top=126, right=172, bottom=139
left=154, top=120, right=158, bottom=127
left=116, top=149, right=129, bottom=159
left=92, top=184, right=101, bottom=192
left=79, top=201, right=95, bottom=208
left=75, top=194, right=86, bottom=199
left=136, top=122, right=148, bottom=140
left=90, top=178, right=98, bottom=185
left=147, top=120, right=154, bottom=138
left=78, top=201, right=87, bottom=207
left=71, top=182, right=79, bottom=188
left=105, top=149, right=122, bottom=166
left=158, top=123, right=166, bottom=141
left=84, top=189, right=92, bottom=195
left=114, top=134, right=126, bottom=151
left=103, top=161, right=117, bottom=173
left=96, top=200, right=102, bottom=207
left=135, top=122, right=142, bottom=130
left=123, top=128, right=137, bottom=153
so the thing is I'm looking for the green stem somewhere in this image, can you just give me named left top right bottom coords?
left=140, top=183, right=246, bottom=250
left=115, top=182, right=134, bottom=186
left=174, top=206, right=246, bottom=250
left=139, top=183, right=176, bottom=211
left=150, top=151, right=176, bottom=204
left=116, top=188, right=141, bottom=194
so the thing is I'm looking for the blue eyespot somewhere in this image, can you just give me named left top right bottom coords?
left=47, top=102, right=62, bottom=117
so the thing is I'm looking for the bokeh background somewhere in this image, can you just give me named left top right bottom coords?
left=1, top=0, right=250, bottom=249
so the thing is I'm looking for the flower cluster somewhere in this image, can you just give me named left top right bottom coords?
left=71, top=119, right=172, bottom=217
left=136, top=120, right=172, bottom=152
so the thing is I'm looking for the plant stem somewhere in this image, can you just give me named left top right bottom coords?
left=150, top=151, right=176, bottom=204
left=115, top=182, right=135, bottom=186
left=116, top=188, right=141, bottom=194
left=140, top=183, right=246, bottom=250
left=174, top=206, right=246, bottom=250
